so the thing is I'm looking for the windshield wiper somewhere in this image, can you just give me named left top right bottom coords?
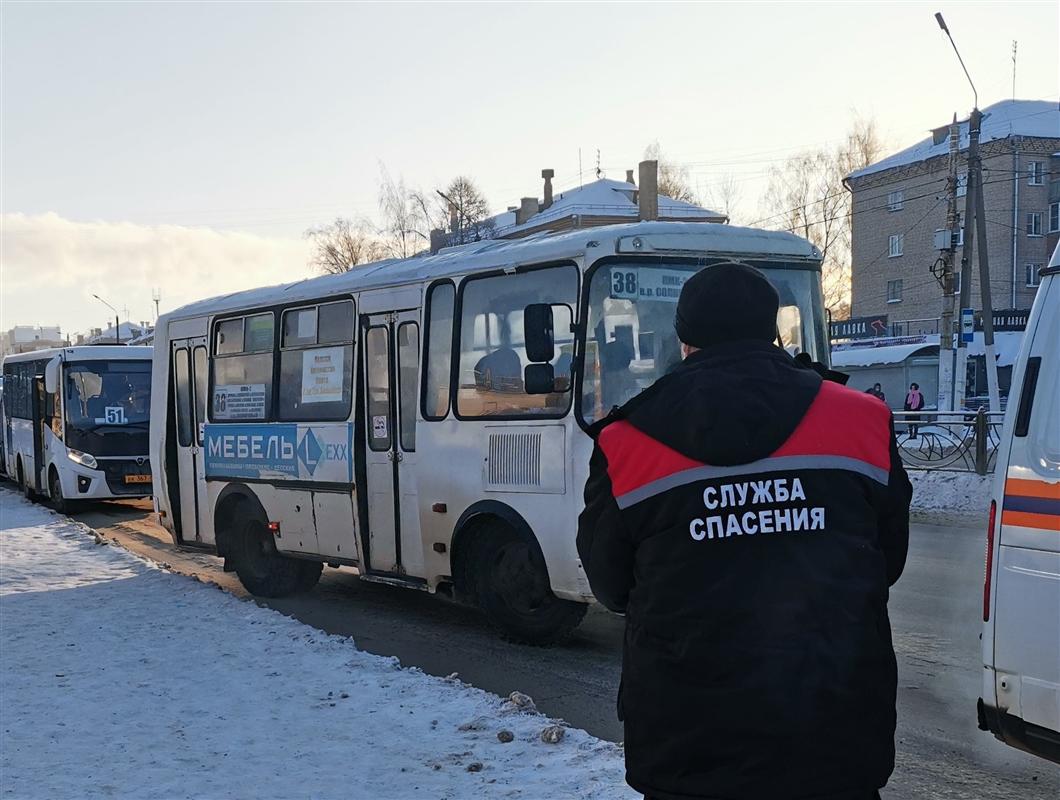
left=75, top=420, right=150, bottom=432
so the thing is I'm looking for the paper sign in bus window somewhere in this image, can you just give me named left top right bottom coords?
left=301, top=346, right=345, bottom=404
left=97, top=406, right=127, bottom=425
left=609, top=267, right=690, bottom=302
left=213, top=383, right=267, bottom=420
left=372, top=415, right=388, bottom=439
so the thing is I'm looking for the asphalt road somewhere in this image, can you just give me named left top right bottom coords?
left=70, top=499, right=1058, bottom=799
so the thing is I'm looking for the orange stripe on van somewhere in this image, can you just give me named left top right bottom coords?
left=1001, top=509, right=1060, bottom=531
left=1004, top=478, right=1060, bottom=500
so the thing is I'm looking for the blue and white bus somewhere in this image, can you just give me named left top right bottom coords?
left=150, top=221, right=828, bottom=642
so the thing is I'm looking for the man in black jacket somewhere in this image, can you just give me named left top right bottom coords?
left=577, top=263, right=912, bottom=800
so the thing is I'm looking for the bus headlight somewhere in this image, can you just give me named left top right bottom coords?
left=67, top=449, right=98, bottom=470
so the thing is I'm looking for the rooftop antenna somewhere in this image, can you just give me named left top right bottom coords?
left=1011, top=40, right=1017, bottom=100
left=152, top=288, right=161, bottom=321
left=595, top=148, right=602, bottom=180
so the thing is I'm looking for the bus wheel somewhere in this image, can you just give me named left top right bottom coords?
left=48, top=469, right=73, bottom=515
left=232, top=518, right=321, bottom=598
left=471, top=524, right=587, bottom=646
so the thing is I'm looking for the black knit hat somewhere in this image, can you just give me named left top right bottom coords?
left=674, top=262, right=780, bottom=348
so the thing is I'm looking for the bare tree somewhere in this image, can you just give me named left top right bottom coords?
left=704, top=173, right=743, bottom=224
left=758, top=118, right=883, bottom=317
left=438, top=175, right=496, bottom=245
left=377, top=167, right=436, bottom=260
left=643, top=141, right=698, bottom=203
left=304, top=217, right=387, bottom=275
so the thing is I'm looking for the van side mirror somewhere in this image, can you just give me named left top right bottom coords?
left=524, top=303, right=555, bottom=363
left=524, top=363, right=555, bottom=395
left=44, top=357, right=60, bottom=395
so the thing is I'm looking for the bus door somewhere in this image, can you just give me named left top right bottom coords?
left=170, top=338, right=209, bottom=543
left=361, top=310, right=423, bottom=578
left=30, top=375, right=46, bottom=493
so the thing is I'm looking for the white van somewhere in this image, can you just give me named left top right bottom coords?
left=979, top=242, right=1060, bottom=763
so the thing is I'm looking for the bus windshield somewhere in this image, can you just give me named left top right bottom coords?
left=64, top=360, right=152, bottom=432
left=580, top=260, right=827, bottom=424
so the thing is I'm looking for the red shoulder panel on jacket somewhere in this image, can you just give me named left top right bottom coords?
left=598, top=420, right=705, bottom=498
left=771, top=381, right=892, bottom=471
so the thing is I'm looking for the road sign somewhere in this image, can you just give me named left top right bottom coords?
left=960, top=308, right=974, bottom=343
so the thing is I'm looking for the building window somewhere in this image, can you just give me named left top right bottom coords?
left=1026, top=212, right=1043, bottom=237
left=1026, top=264, right=1042, bottom=287
left=956, top=172, right=968, bottom=197
left=887, top=279, right=903, bottom=303
left=1028, top=161, right=1044, bottom=186
left=1049, top=202, right=1059, bottom=233
left=887, top=190, right=904, bottom=211
left=888, top=233, right=904, bottom=258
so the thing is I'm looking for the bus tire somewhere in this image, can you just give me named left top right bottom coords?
left=231, top=517, right=320, bottom=598
left=469, top=522, right=587, bottom=646
left=48, top=468, right=74, bottom=515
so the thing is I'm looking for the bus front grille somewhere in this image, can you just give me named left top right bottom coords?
left=487, top=432, right=542, bottom=488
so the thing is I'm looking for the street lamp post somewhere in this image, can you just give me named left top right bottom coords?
left=92, top=294, right=121, bottom=345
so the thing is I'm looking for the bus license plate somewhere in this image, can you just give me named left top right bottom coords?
left=124, top=474, right=152, bottom=484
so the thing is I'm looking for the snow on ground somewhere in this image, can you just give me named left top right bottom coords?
left=0, top=489, right=633, bottom=800
left=908, top=469, right=991, bottom=524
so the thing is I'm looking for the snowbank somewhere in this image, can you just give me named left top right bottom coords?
left=908, top=469, right=991, bottom=524
left=0, top=489, right=633, bottom=800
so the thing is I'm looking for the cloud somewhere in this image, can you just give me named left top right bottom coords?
left=1, top=212, right=312, bottom=335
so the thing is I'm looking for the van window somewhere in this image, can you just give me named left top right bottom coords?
left=456, top=265, right=577, bottom=418
left=1027, top=306, right=1060, bottom=472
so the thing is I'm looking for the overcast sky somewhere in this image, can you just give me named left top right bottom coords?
left=2, top=1, right=1057, bottom=334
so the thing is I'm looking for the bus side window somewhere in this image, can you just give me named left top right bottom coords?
left=278, top=299, right=354, bottom=421
left=193, top=346, right=208, bottom=444
left=174, top=349, right=193, bottom=447
left=422, top=282, right=455, bottom=420
left=365, top=327, right=392, bottom=451
left=397, top=322, right=419, bottom=451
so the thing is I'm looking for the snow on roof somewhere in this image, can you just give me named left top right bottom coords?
left=830, top=331, right=1025, bottom=368
left=492, top=178, right=726, bottom=237
left=848, top=99, right=1059, bottom=181
left=830, top=342, right=938, bottom=368
left=164, top=220, right=818, bottom=323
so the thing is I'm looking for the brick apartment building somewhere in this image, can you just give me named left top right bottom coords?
left=845, top=99, right=1059, bottom=334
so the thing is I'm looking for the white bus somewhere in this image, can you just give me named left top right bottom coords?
left=150, top=221, right=828, bottom=642
left=2, top=346, right=154, bottom=512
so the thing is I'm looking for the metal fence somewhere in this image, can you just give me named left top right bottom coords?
left=893, top=408, right=1005, bottom=474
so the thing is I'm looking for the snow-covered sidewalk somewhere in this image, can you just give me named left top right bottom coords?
left=0, top=489, right=632, bottom=799
left=908, top=469, right=991, bottom=525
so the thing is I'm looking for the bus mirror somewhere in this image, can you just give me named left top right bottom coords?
left=44, top=358, right=60, bottom=395
left=524, top=303, right=555, bottom=362
left=524, top=363, right=555, bottom=395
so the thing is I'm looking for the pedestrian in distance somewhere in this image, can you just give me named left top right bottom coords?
left=866, top=382, right=886, bottom=404
left=903, top=382, right=925, bottom=439
left=577, top=262, right=912, bottom=800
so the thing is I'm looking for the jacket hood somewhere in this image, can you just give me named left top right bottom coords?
left=618, top=340, right=822, bottom=466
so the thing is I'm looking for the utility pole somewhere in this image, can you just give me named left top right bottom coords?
left=954, top=111, right=977, bottom=409
left=973, top=120, right=1001, bottom=412
left=937, top=115, right=959, bottom=413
